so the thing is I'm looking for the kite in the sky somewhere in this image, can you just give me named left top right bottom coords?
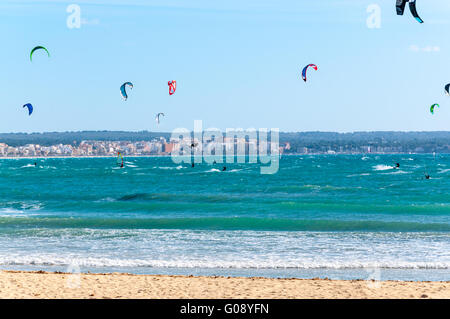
left=23, top=103, right=33, bottom=116
left=168, top=80, right=177, bottom=95
left=30, top=46, right=50, bottom=62
left=120, top=82, right=133, bottom=100
left=301, top=64, right=318, bottom=82
left=155, top=113, right=165, bottom=124
left=396, top=0, right=424, bottom=23
left=430, top=104, right=439, bottom=114
left=445, top=84, right=450, bottom=96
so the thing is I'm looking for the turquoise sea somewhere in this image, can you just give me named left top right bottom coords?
left=0, top=155, right=449, bottom=281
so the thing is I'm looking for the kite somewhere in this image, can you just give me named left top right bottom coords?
left=30, top=46, right=50, bottom=62
left=430, top=104, right=439, bottom=114
left=445, top=84, right=450, bottom=96
left=301, top=64, right=317, bottom=82
left=396, top=0, right=423, bottom=23
left=120, top=82, right=133, bottom=100
left=155, top=113, right=165, bottom=124
left=23, top=103, right=33, bottom=116
left=168, top=80, right=176, bottom=95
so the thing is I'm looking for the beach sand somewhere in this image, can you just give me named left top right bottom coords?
left=0, top=270, right=448, bottom=299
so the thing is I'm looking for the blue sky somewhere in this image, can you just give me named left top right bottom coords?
left=1, top=0, right=450, bottom=133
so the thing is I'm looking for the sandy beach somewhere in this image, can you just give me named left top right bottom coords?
left=0, top=271, right=448, bottom=299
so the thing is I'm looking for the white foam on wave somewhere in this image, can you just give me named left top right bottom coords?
left=373, top=164, right=394, bottom=171
left=96, top=197, right=115, bottom=203
left=0, top=201, right=43, bottom=216
left=155, top=165, right=186, bottom=170
left=302, top=184, right=321, bottom=189
left=0, top=208, right=24, bottom=217
left=0, top=255, right=448, bottom=270
left=382, top=170, right=410, bottom=175
left=347, top=173, right=370, bottom=177
left=0, top=229, right=448, bottom=279
left=20, top=164, right=36, bottom=168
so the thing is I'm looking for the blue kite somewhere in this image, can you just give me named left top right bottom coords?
left=120, top=82, right=134, bottom=100
left=23, top=103, right=33, bottom=116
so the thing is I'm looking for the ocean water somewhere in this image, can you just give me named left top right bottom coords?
left=0, top=155, right=449, bottom=281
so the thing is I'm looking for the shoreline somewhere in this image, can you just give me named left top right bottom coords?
left=0, top=270, right=448, bottom=299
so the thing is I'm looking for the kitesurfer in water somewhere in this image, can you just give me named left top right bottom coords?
left=191, top=162, right=195, bottom=168
left=425, top=174, right=430, bottom=179
left=222, top=166, right=226, bottom=171
left=393, top=163, right=400, bottom=169
left=34, top=162, right=37, bottom=167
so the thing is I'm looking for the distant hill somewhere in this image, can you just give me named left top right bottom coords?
left=279, top=131, right=450, bottom=153
left=279, top=131, right=450, bottom=142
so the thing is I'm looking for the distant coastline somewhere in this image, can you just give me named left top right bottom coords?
left=2, top=131, right=450, bottom=157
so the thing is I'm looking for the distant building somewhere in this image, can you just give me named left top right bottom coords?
left=164, top=143, right=175, bottom=154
